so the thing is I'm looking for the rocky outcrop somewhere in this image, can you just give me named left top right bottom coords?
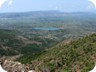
left=0, top=60, right=35, bottom=72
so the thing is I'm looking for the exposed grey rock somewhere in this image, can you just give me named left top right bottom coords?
left=0, top=60, right=35, bottom=72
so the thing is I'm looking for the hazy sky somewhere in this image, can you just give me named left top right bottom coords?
left=0, top=0, right=96, bottom=13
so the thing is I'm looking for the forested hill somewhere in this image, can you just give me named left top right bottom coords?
left=31, top=34, right=96, bottom=72
left=0, top=29, right=24, bottom=56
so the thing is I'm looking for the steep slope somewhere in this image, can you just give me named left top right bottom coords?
left=0, top=29, right=24, bottom=56
left=0, top=29, right=44, bottom=56
left=0, top=29, right=59, bottom=61
left=31, top=34, right=96, bottom=72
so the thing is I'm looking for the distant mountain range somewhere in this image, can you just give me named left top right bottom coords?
left=0, top=10, right=96, bottom=18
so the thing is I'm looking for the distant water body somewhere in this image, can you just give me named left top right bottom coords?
left=33, top=27, right=59, bottom=30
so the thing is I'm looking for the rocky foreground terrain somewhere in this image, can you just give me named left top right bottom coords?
left=0, top=59, right=35, bottom=72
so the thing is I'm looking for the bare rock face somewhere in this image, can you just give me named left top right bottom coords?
left=0, top=59, right=36, bottom=72
left=2, top=60, right=25, bottom=72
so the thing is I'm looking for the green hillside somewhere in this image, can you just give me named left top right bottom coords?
left=30, top=34, right=96, bottom=72
left=0, top=29, right=59, bottom=58
left=0, top=29, right=24, bottom=56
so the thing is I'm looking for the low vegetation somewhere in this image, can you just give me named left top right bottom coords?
left=29, top=34, right=96, bottom=72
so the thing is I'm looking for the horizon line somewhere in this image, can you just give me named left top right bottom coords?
left=0, top=10, right=96, bottom=14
